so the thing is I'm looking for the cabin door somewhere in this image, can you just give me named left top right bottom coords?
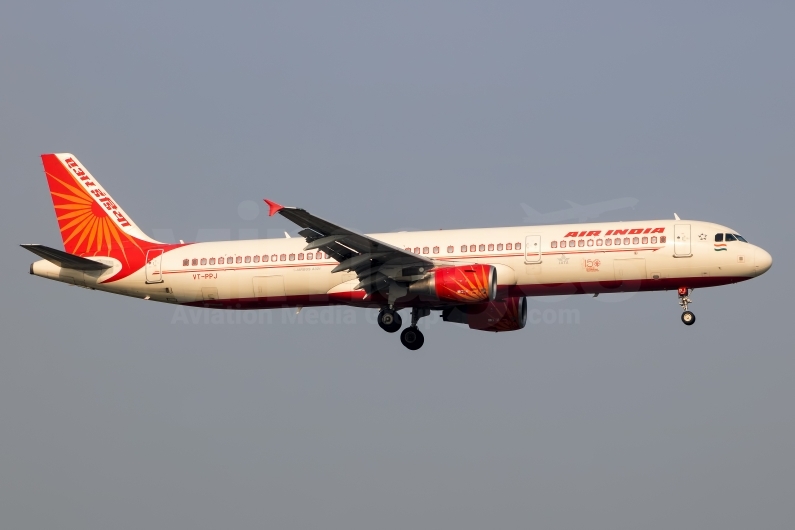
left=145, top=249, right=164, bottom=283
left=524, top=235, right=541, bottom=263
left=674, top=224, right=692, bottom=257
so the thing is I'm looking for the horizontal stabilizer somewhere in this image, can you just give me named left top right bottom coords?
left=21, top=244, right=111, bottom=270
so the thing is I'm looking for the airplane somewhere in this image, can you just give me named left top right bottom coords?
left=23, top=153, right=772, bottom=350
left=521, top=198, right=639, bottom=223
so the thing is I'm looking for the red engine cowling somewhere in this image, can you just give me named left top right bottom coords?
left=407, top=264, right=496, bottom=304
left=443, top=296, right=527, bottom=332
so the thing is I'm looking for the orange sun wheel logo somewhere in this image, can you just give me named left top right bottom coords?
left=46, top=168, right=140, bottom=264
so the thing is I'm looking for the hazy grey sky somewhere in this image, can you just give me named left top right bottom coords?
left=2, top=2, right=793, bottom=529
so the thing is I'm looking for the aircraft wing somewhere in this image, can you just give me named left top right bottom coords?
left=264, top=200, right=434, bottom=294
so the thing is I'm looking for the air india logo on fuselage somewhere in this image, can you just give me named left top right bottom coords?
left=563, top=228, right=665, bottom=237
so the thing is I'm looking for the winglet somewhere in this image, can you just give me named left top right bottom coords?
left=264, top=199, right=284, bottom=217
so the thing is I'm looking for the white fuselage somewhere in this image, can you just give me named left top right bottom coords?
left=31, top=219, right=771, bottom=309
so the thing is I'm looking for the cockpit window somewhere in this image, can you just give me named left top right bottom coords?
left=725, top=233, right=737, bottom=242
left=715, top=233, right=723, bottom=242
left=734, top=234, right=748, bottom=242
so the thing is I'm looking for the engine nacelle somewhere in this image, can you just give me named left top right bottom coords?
left=443, top=296, right=527, bottom=332
left=407, top=264, right=496, bottom=304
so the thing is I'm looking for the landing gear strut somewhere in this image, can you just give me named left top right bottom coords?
left=400, top=307, right=429, bottom=350
left=678, top=287, right=696, bottom=326
left=377, top=308, right=402, bottom=333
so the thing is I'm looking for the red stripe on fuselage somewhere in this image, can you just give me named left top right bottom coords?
left=181, top=275, right=751, bottom=311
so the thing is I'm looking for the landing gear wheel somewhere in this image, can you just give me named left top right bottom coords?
left=378, top=309, right=402, bottom=333
left=677, top=288, right=695, bottom=326
left=400, top=326, right=425, bottom=350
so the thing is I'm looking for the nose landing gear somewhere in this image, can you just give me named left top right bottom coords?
left=678, top=287, right=696, bottom=326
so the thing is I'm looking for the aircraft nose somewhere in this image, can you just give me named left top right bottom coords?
left=754, top=247, right=772, bottom=276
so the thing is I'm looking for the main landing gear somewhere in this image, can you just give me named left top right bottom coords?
left=400, top=307, right=429, bottom=350
left=378, top=306, right=429, bottom=350
left=377, top=308, right=402, bottom=333
left=400, top=327, right=424, bottom=350
left=678, top=287, right=696, bottom=326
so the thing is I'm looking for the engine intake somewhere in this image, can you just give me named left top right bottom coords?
left=407, top=264, right=496, bottom=304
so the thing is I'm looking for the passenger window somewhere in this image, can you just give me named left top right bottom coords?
left=306, top=253, right=312, bottom=260
left=642, top=237, right=648, bottom=244
left=297, top=253, right=304, bottom=260
left=182, top=259, right=189, bottom=266
left=280, top=254, right=286, bottom=261
left=623, top=238, right=630, bottom=245
left=470, top=245, right=476, bottom=252
left=715, top=233, right=723, bottom=242
left=245, top=256, right=251, bottom=263
left=632, top=237, right=639, bottom=244
left=316, top=252, right=323, bottom=259
left=201, top=258, right=207, bottom=265
left=569, top=240, right=575, bottom=248
left=506, top=243, right=512, bottom=250
left=651, top=236, right=657, bottom=244
left=423, top=247, right=429, bottom=254
left=271, top=254, right=277, bottom=262
left=447, top=246, right=454, bottom=253
left=479, top=244, right=485, bottom=252
left=253, top=255, right=259, bottom=263
left=725, top=234, right=737, bottom=242
left=324, top=253, right=330, bottom=259
left=236, top=256, right=242, bottom=264
left=433, top=246, right=439, bottom=254
left=414, top=247, right=420, bottom=254
left=551, top=241, right=558, bottom=248
left=578, top=240, right=585, bottom=247
left=596, top=239, right=603, bottom=246
left=515, top=243, right=521, bottom=250
left=461, top=245, right=467, bottom=252
left=289, top=254, right=295, bottom=261
left=405, top=248, right=411, bottom=252
left=192, top=259, right=198, bottom=266
left=209, top=258, right=216, bottom=265
left=497, top=243, right=503, bottom=251
left=605, top=238, right=612, bottom=246
left=660, top=236, right=667, bottom=243
left=488, top=244, right=494, bottom=251
left=614, top=238, right=621, bottom=245
left=587, top=239, right=593, bottom=247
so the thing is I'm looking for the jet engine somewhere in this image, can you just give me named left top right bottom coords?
left=442, top=296, right=527, bottom=332
left=407, top=264, right=496, bottom=304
